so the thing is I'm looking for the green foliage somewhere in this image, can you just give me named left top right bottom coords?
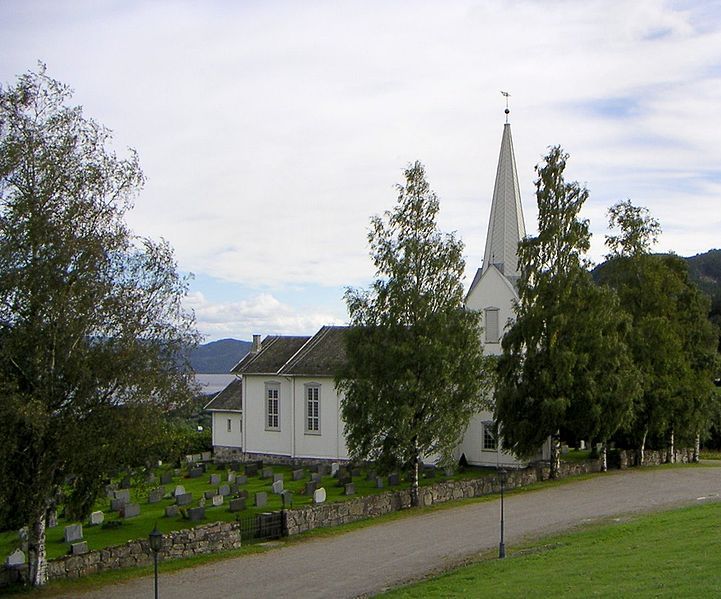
left=338, top=161, right=487, bottom=503
left=605, top=199, right=661, bottom=259
left=495, top=147, right=639, bottom=465
left=0, top=65, right=198, bottom=581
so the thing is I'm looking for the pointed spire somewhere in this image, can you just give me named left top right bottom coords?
left=482, top=114, right=526, bottom=278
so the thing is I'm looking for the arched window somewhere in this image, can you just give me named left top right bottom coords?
left=485, top=307, right=500, bottom=343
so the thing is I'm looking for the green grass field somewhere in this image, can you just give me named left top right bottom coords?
left=381, top=500, right=721, bottom=598
left=0, top=462, right=495, bottom=561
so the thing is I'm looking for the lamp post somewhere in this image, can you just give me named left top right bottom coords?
left=498, top=467, right=506, bottom=559
left=149, top=525, right=162, bottom=599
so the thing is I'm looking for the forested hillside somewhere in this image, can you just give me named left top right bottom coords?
left=685, top=249, right=721, bottom=327
left=189, top=338, right=251, bottom=373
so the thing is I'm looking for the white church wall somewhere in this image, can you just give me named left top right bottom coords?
left=211, top=411, right=243, bottom=449
left=243, top=375, right=293, bottom=457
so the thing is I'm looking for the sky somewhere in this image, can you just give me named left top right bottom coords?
left=1, top=0, right=720, bottom=342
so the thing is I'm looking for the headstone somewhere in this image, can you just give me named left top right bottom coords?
left=120, top=476, right=131, bottom=489
left=173, top=484, right=186, bottom=497
left=303, top=481, right=317, bottom=496
left=185, top=454, right=194, bottom=464
left=281, top=490, right=293, bottom=507
left=70, top=541, right=89, bottom=556
left=18, top=527, right=29, bottom=551
left=351, top=467, right=361, bottom=477
left=388, top=473, right=400, bottom=486
left=338, top=472, right=352, bottom=487
left=47, top=508, right=58, bottom=528
left=236, top=475, right=248, bottom=485
left=160, top=471, right=173, bottom=485
left=255, top=492, right=267, bottom=508
left=209, top=474, right=221, bottom=485
left=174, top=468, right=181, bottom=477
left=318, top=463, right=331, bottom=476
left=120, top=503, right=140, bottom=519
left=375, top=477, right=384, bottom=489
left=230, top=461, right=241, bottom=472
left=176, top=492, right=193, bottom=506
left=199, top=497, right=206, bottom=508
left=204, top=490, right=216, bottom=500
left=188, top=506, right=205, bottom=522
left=89, top=511, right=104, bottom=526
left=228, top=472, right=236, bottom=484
left=229, top=483, right=239, bottom=495
left=444, top=467, right=454, bottom=477
left=64, top=524, right=83, bottom=543
left=309, top=463, right=320, bottom=473
left=113, top=489, right=131, bottom=503
left=218, top=484, right=230, bottom=496
left=561, top=444, right=570, bottom=455
left=146, top=473, right=158, bottom=485
left=311, top=472, right=322, bottom=484
left=193, top=453, right=203, bottom=463
left=272, top=479, right=284, bottom=494
left=255, top=460, right=264, bottom=470
left=229, top=497, right=246, bottom=512
left=5, top=549, right=25, bottom=568
left=189, top=467, right=203, bottom=478
left=237, top=489, right=249, bottom=499
left=165, top=505, right=179, bottom=518
left=245, top=463, right=258, bottom=476
left=110, top=497, right=127, bottom=512
left=292, top=469, right=305, bottom=481
left=148, top=487, right=165, bottom=504
left=330, top=462, right=340, bottom=477
left=579, top=440, right=586, bottom=450
left=344, top=483, right=356, bottom=496
left=201, top=451, right=212, bottom=462
left=313, top=487, right=326, bottom=504
left=212, top=495, right=224, bottom=507
left=273, top=472, right=283, bottom=483
left=105, top=483, right=117, bottom=498
left=262, top=467, right=273, bottom=479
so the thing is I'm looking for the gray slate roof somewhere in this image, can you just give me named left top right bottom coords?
left=204, top=378, right=242, bottom=411
left=280, top=326, right=348, bottom=376
left=232, top=335, right=311, bottom=375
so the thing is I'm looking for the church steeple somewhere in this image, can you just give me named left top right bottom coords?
left=481, top=106, right=526, bottom=279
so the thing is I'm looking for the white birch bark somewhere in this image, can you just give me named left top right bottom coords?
left=29, top=510, right=48, bottom=587
left=669, top=428, right=675, bottom=463
left=694, top=433, right=701, bottom=463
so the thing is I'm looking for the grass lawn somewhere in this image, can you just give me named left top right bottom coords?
left=380, top=500, right=721, bottom=598
left=0, top=462, right=495, bottom=561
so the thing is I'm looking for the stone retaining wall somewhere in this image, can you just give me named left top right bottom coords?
left=215, top=448, right=346, bottom=467
left=613, top=447, right=695, bottom=469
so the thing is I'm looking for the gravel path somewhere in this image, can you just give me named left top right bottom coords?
left=53, top=465, right=721, bottom=598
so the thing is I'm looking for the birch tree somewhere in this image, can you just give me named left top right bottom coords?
left=337, top=161, right=487, bottom=507
left=0, top=65, right=198, bottom=586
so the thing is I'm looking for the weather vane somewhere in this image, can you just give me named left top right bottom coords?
left=501, top=91, right=511, bottom=123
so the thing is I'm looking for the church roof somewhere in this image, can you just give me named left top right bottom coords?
left=482, top=122, right=526, bottom=278
left=231, top=335, right=311, bottom=375
left=204, top=378, right=242, bottom=411
left=280, top=326, right=349, bottom=376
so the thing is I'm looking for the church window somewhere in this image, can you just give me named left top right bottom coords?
left=227, top=418, right=232, bottom=432
left=305, top=384, right=320, bottom=433
left=265, top=383, right=280, bottom=430
left=485, top=308, right=500, bottom=343
left=482, top=420, right=497, bottom=451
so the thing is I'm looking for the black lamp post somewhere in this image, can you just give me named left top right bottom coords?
left=498, top=467, right=507, bottom=559
left=149, top=525, right=162, bottom=599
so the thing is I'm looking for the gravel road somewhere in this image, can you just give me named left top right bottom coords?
left=52, top=464, right=721, bottom=598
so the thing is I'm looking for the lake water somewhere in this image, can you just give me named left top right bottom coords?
left=195, top=373, right=236, bottom=396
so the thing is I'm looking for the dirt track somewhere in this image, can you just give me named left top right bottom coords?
left=53, top=464, right=721, bottom=598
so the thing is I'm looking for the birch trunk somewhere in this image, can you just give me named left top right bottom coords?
left=28, top=509, right=48, bottom=587
left=550, top=433, right=561, bottom=479
left=410, top=443, right=420, bottom=507
left=601, top=441, right=607, bottom=472
left=669, top=428, right=675, bottom=463
left=639, top=428, right=647, bottom=466
left=694, top=433, right=701, bottom=463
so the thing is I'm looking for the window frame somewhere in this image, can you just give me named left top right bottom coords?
left=484, top=307, right=500, bottom=343
left=482, top=420, right=497, bottom=451
left=304, top=383, right=321, bottom=435
left=265, top=382, right=281, bottom=431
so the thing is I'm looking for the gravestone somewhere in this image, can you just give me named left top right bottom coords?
left=281, top=490, right=293, bottom=507
left=5, top=549, right=25, bottom=568
left=18, top=527, right=29, bottom=552
left=160, top=471, right=174, bottom=485
left=229, top=483, right=239, bottom=495
left=105, top=483, right=117, bottom=498
left=188, top=506, right=205, bottom=522
left=193, top=453, right=203, bottom=463
left=292, top=469, right=304, bottom=481
left=273, top=472, right=283, bottom=483
left=110, top=497, right=127, bottom=512
left=318, top=463, right=331, bottom=476
left=309, top=463, right=319, bottom=473
left=146, top=473, right=158, bottom=485
left=173, top=484, right=186, bottom=497
left=344, top=483, right=355, bottom=496
left=245, top=463, right=258, bottom=476
left=388, top=473, right=400, bottom=486
left=89, top=511, right=104, bottom=526
left=120, top=476, right=131, bottom=489
left=261, top=467, right=273, bottom=479
left=228, top=472, right=236, bottom=484
left=204, top=490, right=216, bottom=500
left=185, top=454, right=194, bottom=464
left=218, top=484, right=230, bottom=496
left=255, top=492, right=267, bottom=508
left=313, top=487, right=326, bottom=504
left=255, top=460, right=264, bottom=470
left=70, top=541, right=89, bottom=555
left=311, top=472, right=322, bottom=484
left=199, top=496, right=206, bottom=508
left=272, top=479, right=284, bottom=494
left=64, top=524, right=83, bottom=543
left=176, top=493, right=193, bottom=506
left=189, top=467, right=203, bottom=478
left=174, top=468, right=181, bottom=477
left=121, top=503, right=140, bottom=519
left=330, top=462, right=340, bottom=477
left=114, top=489, right=131, bottom=503
left=229, top=497, right=246, bottom=512
left=201, top=451, right=212, bottom=462
left=303, top=481, right=317, bottom=496
left=351, top=467, right=361, bottom=477
left=236, top=475, right=248, bottom=485
left=237, top=489, right=249, bottom=499
left=47, top=508, right=58, bottom=529
left=148, top=487, right=165, bottom=504
left=212, top=495, right=224, bottom=507
left=165, top=505, right=179, bottom=518
left=375, top=477, right=384, bottom=489
left=338, top=472, right=352, bottom=487
left=230, top=461, right=241, bottom=472
left=209, top=473, right=221, bottom=485
left=444, top=467, right=454, bottom=477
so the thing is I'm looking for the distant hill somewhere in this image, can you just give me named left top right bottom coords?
left=189, top=338, right=251, bottom=374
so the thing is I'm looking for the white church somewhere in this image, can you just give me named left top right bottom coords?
left=206, top=114, right=548, bottom=467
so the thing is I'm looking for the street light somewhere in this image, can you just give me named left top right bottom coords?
left=149, top=525, right=162, bottom=599
left=498, top=467, right=507, bottom=559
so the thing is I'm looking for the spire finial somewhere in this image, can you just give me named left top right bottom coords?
left=501, top=91, right=511, bottom=123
